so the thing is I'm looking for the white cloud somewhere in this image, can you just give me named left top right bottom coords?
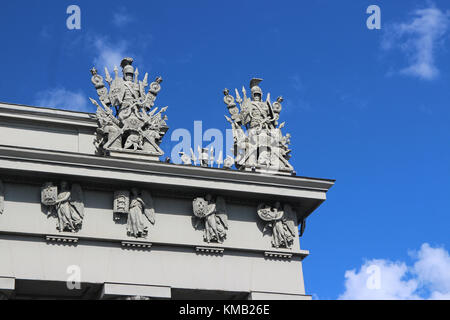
left=429, top=291, right=450, bottom=300
left=412, top=243, right=450, bottom=294
left=338, top=243, right=450, bottom=300
left=34, top=88, right=88, bottom=112
left=283, top=74, right=311, bottom=112
left=91, top=36, right=131, bottom=71
left=339, top=259, right=420, bottom=300
left=113, top=7, right=132, bottom=27
left=382, top=6, right=449, bottom=80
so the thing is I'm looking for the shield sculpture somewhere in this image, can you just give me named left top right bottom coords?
left=109, top=78, right=125, bottom=106
left=257, top=204, right=284, bottom=221
left=192, top=197, right=209, bottom=218
left=113, top=190, right=130, bottom=214
left=41, top=183, right=57, bottom=206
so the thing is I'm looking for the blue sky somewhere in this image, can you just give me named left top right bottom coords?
left=1, top=1, right=449, bottom=299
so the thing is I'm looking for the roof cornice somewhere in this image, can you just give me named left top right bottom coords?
left=0, top=102, right=97, bottom=128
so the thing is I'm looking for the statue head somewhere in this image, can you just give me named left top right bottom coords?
left=250, top=78, right=263, bottom=102
left=253, top=92, right=262, bottom=101
left=205, top=194, right=212, bottom=201
left=124, top=73, right=133, bottom=82
left=120, top=57, right=134, bottom=82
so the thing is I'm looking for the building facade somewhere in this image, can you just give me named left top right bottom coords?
left=0, top=60, right=334, bottom=299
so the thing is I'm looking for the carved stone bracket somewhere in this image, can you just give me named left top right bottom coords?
left=121, top=241, right=152, bottom=250
left=46, top=235, right=79, bottom=244
left=195, top=246, right=224, bottom=255
left=264, top=251, right=292, bottom=260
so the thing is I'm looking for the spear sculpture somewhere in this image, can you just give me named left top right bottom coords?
left=142, top=73, right=148, bottom=87
left=210, top=147, right=215, bottom=167
left=104, top=67, right=112, bottom=86
left=216, top=151, right=223, bottom=168
left=235, top=88, right=242, bottom=105
left=134, top=68, right=139, bottom=84
left=190, top=148, right=197, bottom=165
left=197, top=146, right=202, bottom=166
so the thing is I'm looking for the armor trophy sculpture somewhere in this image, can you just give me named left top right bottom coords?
left=90, top=57, right=169, bottom=160
left=223, top=78, right=294, bottom=174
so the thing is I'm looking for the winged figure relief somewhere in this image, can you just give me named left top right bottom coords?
left=41, top=181, right=85, bottom=232
left=192, top=194, right=228, bottom=243
left=257, top=202, right=297, bottom=249
left=113, top=188, right=156, bottom=238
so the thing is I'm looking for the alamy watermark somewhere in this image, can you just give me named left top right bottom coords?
left=366, top=5, right=381, bottom=30
left=66, top=5, right=81, bottom=30
left=366, top=264, right=381, bottom=290
left=66, top=264, right=81, bottom=290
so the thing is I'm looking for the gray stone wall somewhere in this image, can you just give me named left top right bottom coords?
left=0, top=102, right=334, bottom=299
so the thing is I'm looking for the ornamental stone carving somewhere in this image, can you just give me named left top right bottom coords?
left=41, top=181, right=85, bottom=232
left=90, top=57, right=168, bottom=160
left=113, top=188, right=156, bottom=238
left=192, top=194, right=228, bottom=243
left=224, top=78, right=293, bottom=173
left=177, top=147, right=226, bottom=168
left=257, top=202, right=298, bottom=249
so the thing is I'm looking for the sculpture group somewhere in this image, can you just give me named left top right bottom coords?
left=90, top=57, right=168, bottom=158
left=0, top=177, right=301, bottom=249
left=90, top=57, right=294, bottom=173
left=0, top=57, right=303, bottom=250
left=93, top=58, right=299, bottom=246
left=224, top=79, right=293, bottom=173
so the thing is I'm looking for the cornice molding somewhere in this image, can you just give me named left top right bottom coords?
left=0, top=102, right=97, bottom=129
left=0, top=145, right=334, bottom=193
left=0, top=145, right=334, bottom=198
